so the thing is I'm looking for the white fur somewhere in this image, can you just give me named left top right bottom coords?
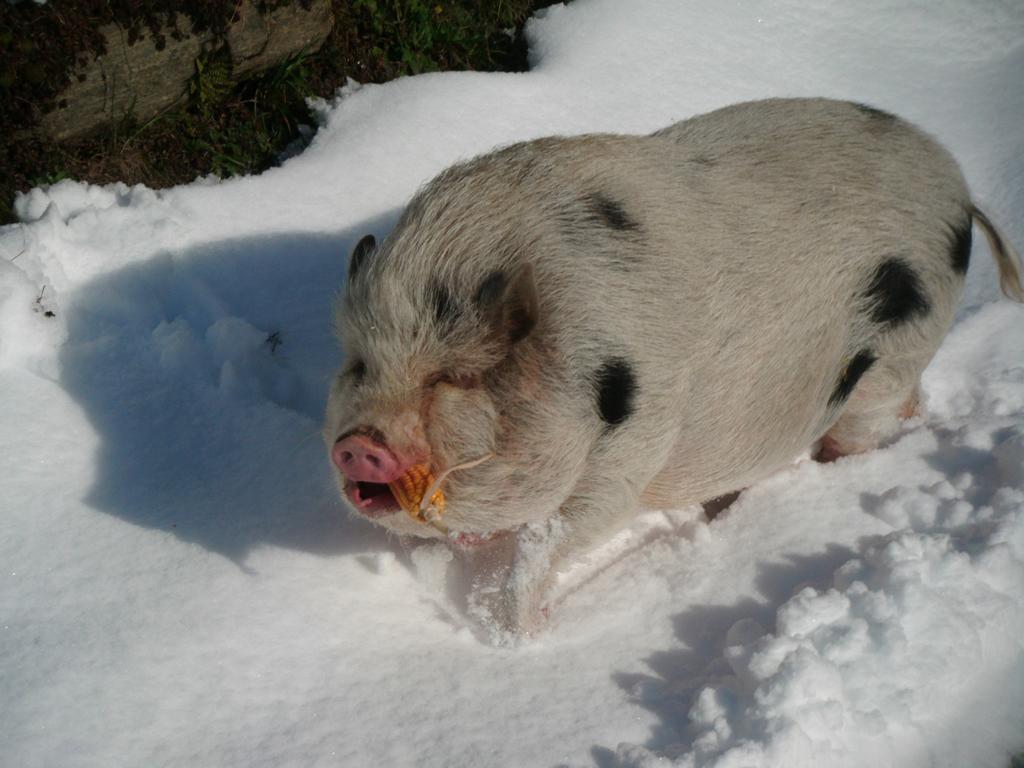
left=324, top=97, right=1023, bottom=628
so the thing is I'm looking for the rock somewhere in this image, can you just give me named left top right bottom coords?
left=228, top=0, right=334, bottom=78
left=38, top=1, right=333, bottom=142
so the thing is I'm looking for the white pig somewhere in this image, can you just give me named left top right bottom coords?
left=324, top=97, right=1023, bottom=630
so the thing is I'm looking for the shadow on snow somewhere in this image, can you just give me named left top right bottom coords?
left=59, top=213, right=400, bottom=563
left=590, top=420, right=1020, bottom=764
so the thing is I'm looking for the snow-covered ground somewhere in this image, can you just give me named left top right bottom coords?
left=2, top=1, right=1023, bottom=766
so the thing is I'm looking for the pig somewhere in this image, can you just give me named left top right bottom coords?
left=324, top=97, right=1023, bottom=631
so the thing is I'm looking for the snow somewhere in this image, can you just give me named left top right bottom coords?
left=2, top=1, right=1023, bottom=766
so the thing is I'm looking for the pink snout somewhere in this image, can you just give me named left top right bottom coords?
left=331, top=433, right=402, bottom=483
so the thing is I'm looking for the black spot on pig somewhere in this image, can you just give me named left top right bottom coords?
left=853, top=103, right=899, bottom=137
left=948, top=216, right=972, bottom=275
left=430, top=280, right=459, bottom=330
left=594, top=358, right=636, bottom=427
left=348, top=234, right=376, bottom=280
left=829, top=350, right=877, bottom=407
left=474, top=271, right=507, bottom=310
left=864, top=258, right=930, bottom=326
left=854, top=103, right=896, bottom=123
left=349, top=359, right=366, bottom=383
left=585, top=193, right=640, bottom=234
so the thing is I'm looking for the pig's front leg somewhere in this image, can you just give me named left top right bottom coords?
left=479, top=476, right=642, bottom=637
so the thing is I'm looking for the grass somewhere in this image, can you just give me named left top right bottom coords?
left=354, top=0, right=531, bottom=75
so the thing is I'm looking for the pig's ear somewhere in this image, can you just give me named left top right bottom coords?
left=475, top=264, right=539, bottom=345
left=348, top=234, right=376, bottom=280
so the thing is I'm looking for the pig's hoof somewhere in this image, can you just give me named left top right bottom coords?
left=813, top=434, right=872, bottom=463
left=471, top=599, right=546, bottom=643
left=814, top=435, right=844, bottom=463
left=516, top=602, right=551, bottom=638
left=702, top=489, right=742, bottom=519
left=465, top=579, right=547, bottom=641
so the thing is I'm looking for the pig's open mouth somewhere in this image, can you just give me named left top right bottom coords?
left=345, top=481, right=401, bottom=518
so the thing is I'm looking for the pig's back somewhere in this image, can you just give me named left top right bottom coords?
left=391, top=98, right=969, bottom=504
left=532, top=98, right=969, bottom=501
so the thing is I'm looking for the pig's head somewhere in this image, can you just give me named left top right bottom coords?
left=324, top=188, right=580, bottom=539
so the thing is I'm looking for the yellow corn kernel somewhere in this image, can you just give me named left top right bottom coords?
left=389, top=464, right=445, bottom=522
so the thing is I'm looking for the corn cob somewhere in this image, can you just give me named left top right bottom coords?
left=389, top=465, right=445, bottom=523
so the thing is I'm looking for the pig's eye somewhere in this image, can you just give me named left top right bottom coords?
left=425, top=371, right=482, bottom=390
left=348, top=360, right=367, bottom=383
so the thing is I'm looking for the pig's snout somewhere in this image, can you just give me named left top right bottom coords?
left=332, top=433, right=402, bottom=483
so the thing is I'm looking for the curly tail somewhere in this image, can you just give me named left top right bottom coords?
left=972, top=205, right=1024, bottom=302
